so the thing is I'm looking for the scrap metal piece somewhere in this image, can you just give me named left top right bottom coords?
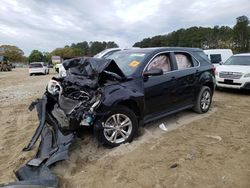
left=1, top=95, right=74, bottom=188
left=23, top=96, right=47, bottom=152
left=1, top=165, right=58, bottom=188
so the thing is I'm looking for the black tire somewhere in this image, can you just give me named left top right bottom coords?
left=193, top=86, right=212, bottom=114
left=29, top=73, right=33, bottom=76
left=98, top=105, right=138, bottom=147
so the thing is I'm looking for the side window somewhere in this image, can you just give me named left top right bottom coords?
left=192, top=57, right=199, bottom=67
left=210, top=54, right=222, bottom=64
left=174, top=52, right=194, bottom=70
left=147, top=54, right=171, bottom=73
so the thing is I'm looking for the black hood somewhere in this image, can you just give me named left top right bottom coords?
left=62, top=57, right=126, bottom=89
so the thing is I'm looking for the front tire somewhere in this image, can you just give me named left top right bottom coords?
left=193, top=86, right=212, bottom=114
left=98, top=105, right=138, bottom=147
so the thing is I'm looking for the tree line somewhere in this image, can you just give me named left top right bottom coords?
left=0, top=15, right=249, bottom=63
left=0, top=41, right=118, bottom=63
left=133, top=16, right=250, bottom=53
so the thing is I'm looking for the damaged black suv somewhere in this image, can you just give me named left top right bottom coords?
left=45, top=47, right=215, bottom=147
left=2, top=47, right=216, bottom=187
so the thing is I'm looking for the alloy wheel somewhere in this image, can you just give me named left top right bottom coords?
left=200, top=90, right=211, bottom=111
left=103, top=114, right=133, bottom=144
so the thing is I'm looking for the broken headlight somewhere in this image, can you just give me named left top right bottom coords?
left=47, top=80, right=62, bottom=95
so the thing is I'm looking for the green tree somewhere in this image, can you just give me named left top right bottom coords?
left=51, top=47, right=72, bottom=58
left=133, top=20, right=238, bottom=51
left=28, top=50, right=44, bottom=62
left=43, top=52, right=52, bottom=63
left=0, top=45, right=24, bottom=62
left=106, top=41, right=119, bottom=48
left=233, top=15, right=250, bottom=52
left=50, top=41, right=119, bottom=58
left=89, top=41, right=104, bottom=56
left=71, top=41, right=89, bottom=56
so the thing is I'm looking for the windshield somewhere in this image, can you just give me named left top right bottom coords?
left=107, top=52, right=147, bottom=76
left=224, top=56, right=250, bottom=66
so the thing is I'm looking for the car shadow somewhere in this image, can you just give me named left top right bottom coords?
left=216, top=88, right=250, bottom=95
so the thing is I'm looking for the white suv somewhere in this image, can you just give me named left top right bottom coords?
left=29, top=62, right=49, bottom=76
left=215, top=53, right=250, bottom=89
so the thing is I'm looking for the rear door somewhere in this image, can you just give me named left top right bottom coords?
left=173, top=51, right=200, bottom=107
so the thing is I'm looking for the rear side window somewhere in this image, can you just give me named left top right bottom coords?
left=30, top=63, right=43, bottom=68
left=174, top=52, right=195, bottom=70
left=210, top=54, right=222, bottom=64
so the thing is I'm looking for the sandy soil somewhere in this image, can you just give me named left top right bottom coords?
left=0, top=68, right=249, bottom=187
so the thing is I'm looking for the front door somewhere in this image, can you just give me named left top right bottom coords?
left=143, top=53, right=177, bottom=117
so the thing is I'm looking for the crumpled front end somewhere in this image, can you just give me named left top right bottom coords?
left=1, top=57, right=127, bottom=188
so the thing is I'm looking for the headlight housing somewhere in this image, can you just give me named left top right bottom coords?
left=60, top=71, right=67, bottom=77
left=244, top=73, right=250, bottom=77
left=47, top=80, right=62, bottom=95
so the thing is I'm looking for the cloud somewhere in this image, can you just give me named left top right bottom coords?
left=0, top=0, right=249, bottom=55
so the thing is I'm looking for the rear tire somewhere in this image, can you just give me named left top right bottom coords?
left=98, top=105, right=138, bottom=147
left=193, top=86, right=212, bottom=114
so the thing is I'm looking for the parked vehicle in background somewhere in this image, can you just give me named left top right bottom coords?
left=0, top=56, right=12, bottom=71
left=93, top=48, right=122, bottom=59
left=58, top=48, right=125, bottom=77
left=52, top=56, right=62, bottom=73
left=94, top=47, right=141, bottom=59
left=204, top=49, right=233, bottom=66
left=215, top=53, right=250, bottom=90
left=58, top=63, right=66, bottom=77
left=29, top=62, right=49, bottom=76
left=54, top=63, right=61, bottom=73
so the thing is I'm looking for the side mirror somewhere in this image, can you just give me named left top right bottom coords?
left=143, top=68, right=163, bottom=77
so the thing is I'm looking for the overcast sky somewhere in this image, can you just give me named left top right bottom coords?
left=0, top=0, right=249, bottom=55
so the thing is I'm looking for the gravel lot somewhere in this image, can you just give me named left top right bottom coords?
left=0, top=68, right=249, bottom=187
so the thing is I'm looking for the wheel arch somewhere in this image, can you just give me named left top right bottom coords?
left=117, top=99, right=142, bottom=121
left=198, top=71, right=216, bottom=95
left=203, top=81, right=215, bottom=95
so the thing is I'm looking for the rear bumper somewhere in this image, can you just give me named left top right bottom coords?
left=29, top=68, right=45, bottom=74
left=216, top=76, right=250, bottom=89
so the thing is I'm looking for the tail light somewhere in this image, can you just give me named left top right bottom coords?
left=212, top=64, right=216, bottom=74
left=211, top=64, right=219, bottom=76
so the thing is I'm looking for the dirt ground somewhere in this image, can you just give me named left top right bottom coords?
left=0, top=68, right=249, bottom=188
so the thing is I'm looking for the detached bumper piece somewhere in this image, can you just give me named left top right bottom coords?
left=1, top=95, right=74, bottom=188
